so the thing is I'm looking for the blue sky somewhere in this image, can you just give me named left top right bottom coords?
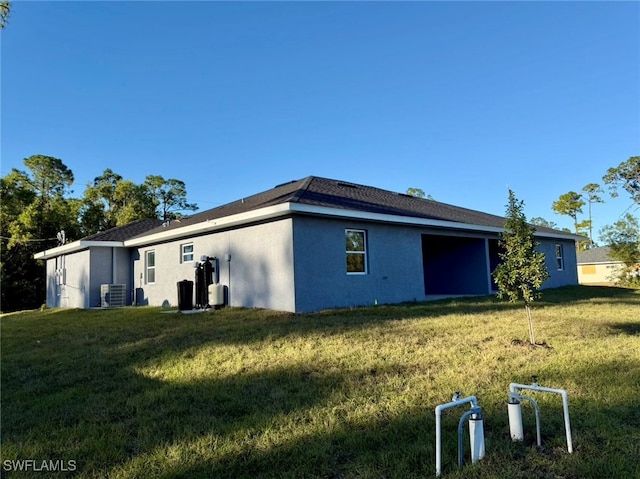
left=2, top=1, right=638, bottom=240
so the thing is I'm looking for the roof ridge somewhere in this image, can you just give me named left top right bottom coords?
left=289, top=176, right=316, bottom=203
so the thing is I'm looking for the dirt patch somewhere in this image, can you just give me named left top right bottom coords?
left=511, top=339, right=553, bottom=350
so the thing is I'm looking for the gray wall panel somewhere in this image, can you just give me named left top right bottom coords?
left=539, top=239, right=579, bottom=289
left=132, top=219, right=295, bottom=311
left=47, top=250, right=91, bottom=308
left=292, top=217, right=426, bottom=312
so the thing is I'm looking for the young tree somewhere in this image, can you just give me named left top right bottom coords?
left=552, top=191, right=584, bottom=234
left=493, top=190, right=550, bottom=345
left=603, top=156, right=640, bottom=205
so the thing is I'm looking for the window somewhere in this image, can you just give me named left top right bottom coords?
left=146, top=250, right=156, bottom=284
left=555, top=244, right=564, bottom=271
left=581, top=265, right=596, bottom=275
left=181, top=243, right=194, bottom=263
left=346, top=229, right=367, bottom=274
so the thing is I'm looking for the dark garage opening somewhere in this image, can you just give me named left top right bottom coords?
left=488, top=238, right=501, bottom=292
left=422, top=234, right=490, bottom=295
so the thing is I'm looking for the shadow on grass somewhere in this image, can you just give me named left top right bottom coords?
left=608, top=322, right=640, bottom=335
left=2, top=285, right=639, bottom=478
left=539, top=285, right=639, bottom=304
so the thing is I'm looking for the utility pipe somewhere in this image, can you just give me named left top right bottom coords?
left=435, top=393, right=479, bottom=477
left=510, top=381, right=573, bottom=453
left=468, top=414, right=485, bottom=463
left=457, top=407, right=484, bottom=468
left=509, top=392, right=541, bottom=447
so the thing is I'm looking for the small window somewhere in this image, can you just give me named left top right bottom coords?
left=181, top=243, right=194, bottom=263
left=146, top=250, right=156, bottom=284
left=346, top=229, right=367, bottom=274
left=555, top=244, right=564, bottom=271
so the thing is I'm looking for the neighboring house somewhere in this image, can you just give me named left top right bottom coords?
left=576, top=246, right=625, bottom=285
left=35, top=176, right=582, bottom=313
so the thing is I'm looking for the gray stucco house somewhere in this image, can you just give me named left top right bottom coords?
left=35, top=176, right=582, bottom=312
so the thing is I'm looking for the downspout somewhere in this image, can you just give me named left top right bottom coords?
left=112, top=247, right=117, bottom=284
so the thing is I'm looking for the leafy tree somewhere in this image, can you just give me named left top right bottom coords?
left=0, top=170, right=36, bottom=232
left=529, top=217, right=558, bottom=229
left=144, top=175, right=198, bottom=221
left=552, top=191, right=584, bottom=234
left=599, top=214, right=640, bottom=285
left=406, top=187, right=434, bottom=200
left=406, top=187, right=426, bottom=198
left=81, top=169, right=156, bottom=234
left=603, top=156, right=640, bottom=205
left=8, top=155, right=76, bottom=245
left=112, top=180, right=157, bottom=225
left=493, top=190, right=549, bottom=345
left=1, top=156, right=79, bottom=311
left=0, top=1, right=10, bottom=29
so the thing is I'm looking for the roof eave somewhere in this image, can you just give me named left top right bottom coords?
left=124, top=203, right=293, bottom=247
left=123, top=202, right=584, bottom=246
left=289, top=203, right=506, bottom=234
left=290, top=203, right=584, bottom=240
left=34, top=240, right=125, bottom=260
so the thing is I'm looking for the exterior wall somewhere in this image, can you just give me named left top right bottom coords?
left=292, top=217, right=426, bottom=312
left=45, top=247, right=132, bottom=309
left=578, top=262, right=624, bottom=284
left=46, top=250, right=91, bottom=309
left=292, top=217, right=580, bottom=313
left=132, top=219, right=295, bottom=312
left=538, top=239, right=579, bottom=289
left=89, top=248, right=114, bottom=308
left=89, top=247, right=132, bottom=307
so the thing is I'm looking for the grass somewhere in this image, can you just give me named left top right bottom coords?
left=1, top=285, right=639, bottom=478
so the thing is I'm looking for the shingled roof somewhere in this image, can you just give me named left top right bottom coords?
left=132, top=176, right=569, bottom=239
left=82, top=219, right=163, bottom=241
left=577, top=246, right=621, bottom=264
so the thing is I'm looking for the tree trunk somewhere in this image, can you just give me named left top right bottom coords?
left=525, top=303, right=536, bottom=345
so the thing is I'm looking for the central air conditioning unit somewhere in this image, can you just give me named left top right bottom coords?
left=101, top=284, right=127, bottom=308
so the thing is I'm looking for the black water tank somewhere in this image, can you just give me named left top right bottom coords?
left=177, top=280, right=193, bottom=311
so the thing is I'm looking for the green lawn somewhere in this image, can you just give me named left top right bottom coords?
left=1, top=286, right=639, bottom=478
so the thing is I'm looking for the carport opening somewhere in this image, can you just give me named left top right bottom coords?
left=422, top=234, right=497, bottom=295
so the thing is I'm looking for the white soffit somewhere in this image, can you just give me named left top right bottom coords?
left=34, top=241, right=124, bottom=260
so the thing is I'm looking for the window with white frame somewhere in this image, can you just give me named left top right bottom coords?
left=555, top=244, right=564, bottom=271
left=146, top=250, right=156, bottom=284
left=346, top=229, right=367, bottom=274
left=181, top=243, right=194, bottom=263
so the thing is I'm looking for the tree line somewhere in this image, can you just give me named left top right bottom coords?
left=548, top=157, right=639, bottom=283
left=1, top=155, right=198, bottom=312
